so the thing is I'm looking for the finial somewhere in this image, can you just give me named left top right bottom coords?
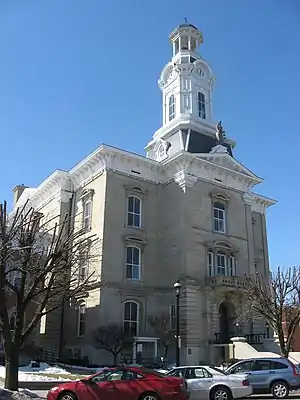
left=184, top=17, right=188, bottom=23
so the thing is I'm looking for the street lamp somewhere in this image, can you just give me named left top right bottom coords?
left=174, top=280, right=181, bottom=367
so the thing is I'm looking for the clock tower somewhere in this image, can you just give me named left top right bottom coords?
left=145, top=22, right=235, bottom=162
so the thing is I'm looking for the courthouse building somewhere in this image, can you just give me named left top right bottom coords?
left=12, top=22, right=276, bottom=365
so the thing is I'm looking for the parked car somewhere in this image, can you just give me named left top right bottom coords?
left=166, top=365, right=252, bottom=400
left=47, top=366, right=188, bottom=400
left=225, top=357, right=300, bottom=398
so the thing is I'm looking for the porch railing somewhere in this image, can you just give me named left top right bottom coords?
left=213, top=332, right=266, bottom=345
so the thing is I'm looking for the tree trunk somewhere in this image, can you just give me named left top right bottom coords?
left=113, top=353, right=117, bottom=365
left=5, top=346, right=20, bottom=391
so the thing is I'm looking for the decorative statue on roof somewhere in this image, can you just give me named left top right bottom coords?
left=216, top=121, right=226, bottom=143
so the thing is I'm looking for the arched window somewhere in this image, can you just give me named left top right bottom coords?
left=125, top=246, right=141, bottom=280
left=216, top=251, right=226, bottom=276
left=198, top=92, right=206, bottom=119
left=169, top=94, right=175, bottom=121
left=123, top=301, right=139, bottom=336
left=213, top=201, right=226, bottom=233
left=77, top=303, right=86, bottom=337
left=127, top=196, right=142, bottom=228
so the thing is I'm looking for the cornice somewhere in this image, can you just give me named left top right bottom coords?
left=249, top=193, right=277, bottom=214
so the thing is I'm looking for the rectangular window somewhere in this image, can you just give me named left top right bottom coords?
left=125, top=246, right=141, bottom=280
left=216, top=253, right=226, bottom=275
left=78, top=304, right=86, bottom=337
left=213, top=203, right=226, bottom=233
left=170, top=304, right=176, bottom=330
left=83, top=200, right=92, bottom=230
left=79, top=251, right=88, bottom=282
left=169, top=95, right=175, bottom=121
left=208, top=251, right=214, bottom=276
left=127, top=196, right=141, bottom=227
left=198, top=92, right=206, bottom=119
left=228, top=256, right=236, bottom=276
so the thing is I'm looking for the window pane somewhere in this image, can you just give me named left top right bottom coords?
left=127, top=213, right=134, bottom=226
left=132, top=265, right=139, bottom=279
left=131, top=303, right=138, bottom=321
left=130, top=322, right=137, bottom=335
left=124, top=303, right=131, bottom=320
left=126, top=247, right=133, bottom=263
left=132, top=248, right=140, bottom=265
left=128, top=197, right=134, bottom=212
left=133, top=198, right=140, bottom=214
left=133, top=214, right=140, bottom=227
left=126, top=264, right=133, bottom=279
left=124, top=321, right=130, bottom=332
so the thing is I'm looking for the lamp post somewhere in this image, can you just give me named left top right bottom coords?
left=174, top=280, right=181, bottom=367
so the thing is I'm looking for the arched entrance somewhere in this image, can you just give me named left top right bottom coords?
left=219, top=301, right=235, bottom=344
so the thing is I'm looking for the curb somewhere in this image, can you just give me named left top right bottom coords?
left=18, top=381, right=69, bottom=390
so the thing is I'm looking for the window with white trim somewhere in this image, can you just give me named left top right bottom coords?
left=170, top=304, right=176, bottom=330
left=169, top=94, right=175, bottom=121
left=125, top=246, right=141, bottom=280
left=216, top=252, right=226, bottom=275
left=229, top=255, right=236, bottom=276
left=79, top=250, right=88, bottom=282
left=213, top=201, right=226, bottom=233
left=127, top=196, right=142, bottom=228
left=77, top=303, right=86, bottom=337
left=123, top=301, right=139, bottom=335
left=207, top=250, right=236, bottom=277
left=83, top=200, right=92, bottom=230
left=198, top=92, right=206, bottom=119
left=208, top=251, right=214, bottom=276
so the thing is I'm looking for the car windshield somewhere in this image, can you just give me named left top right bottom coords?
left=140, top=368, right=168, bottom=378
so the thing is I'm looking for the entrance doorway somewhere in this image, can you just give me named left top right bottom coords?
left=219, top=301, right=235, bottom=344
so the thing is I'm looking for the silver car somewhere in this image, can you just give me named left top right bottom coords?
left=166, top=365, right=253, bottom=400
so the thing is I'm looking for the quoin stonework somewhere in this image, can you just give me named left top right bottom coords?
left=11, top=22, right=276, bottom=366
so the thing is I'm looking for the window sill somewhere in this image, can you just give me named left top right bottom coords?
left=125, top=225, right=144, bottom=231
left=213, top=230, right=226, bottom=235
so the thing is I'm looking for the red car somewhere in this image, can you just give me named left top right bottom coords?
left=47, top=366, right=188, bottom=400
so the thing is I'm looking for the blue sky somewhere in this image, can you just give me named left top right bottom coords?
left=0, top=0, right=299, bottom=266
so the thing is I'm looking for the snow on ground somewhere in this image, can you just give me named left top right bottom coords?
left=0, top=362, right=71, bottom=382
left=0, top=388, right=42, bottom=400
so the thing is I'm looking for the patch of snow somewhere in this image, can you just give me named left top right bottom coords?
left=0, top=362, right=71, bottom=382
left=0, top=387, right=42, bottom=400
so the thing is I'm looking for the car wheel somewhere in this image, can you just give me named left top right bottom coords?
left=140, top=393, right=159, bottom=400
left=271, top=381, right=289, bottom=399
left=210, top=386, right=232, bottom=400
left=58, top=392, right=77, bottom=400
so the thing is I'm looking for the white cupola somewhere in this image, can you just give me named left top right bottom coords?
left=145, top=22, right=236, bottom=162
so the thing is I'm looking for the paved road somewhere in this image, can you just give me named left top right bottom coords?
left=33, top=389, right=300, bottom=399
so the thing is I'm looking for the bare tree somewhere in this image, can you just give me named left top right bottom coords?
left=238, top=267, right=300, bottom=358
left=148, top=313, right=175, bottom=360
left=93, top=324, right=133, bottom=365
left=0, top=201, right=100, bottom=390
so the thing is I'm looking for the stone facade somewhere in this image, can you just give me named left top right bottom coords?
left=11, top=22, right=276, bottom=365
